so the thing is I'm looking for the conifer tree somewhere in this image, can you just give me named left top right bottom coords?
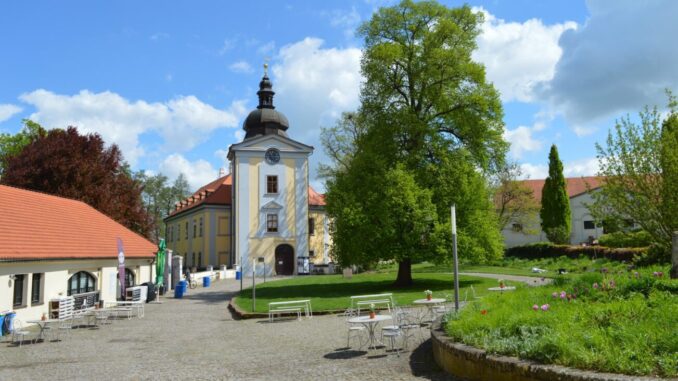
left=540, top=145, right=571, bottom=243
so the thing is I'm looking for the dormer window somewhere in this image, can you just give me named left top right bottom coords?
left=267, top=176, right=278, bottom=194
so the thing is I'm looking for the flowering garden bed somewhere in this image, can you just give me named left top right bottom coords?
left=446, top=267, right=677, bottom=378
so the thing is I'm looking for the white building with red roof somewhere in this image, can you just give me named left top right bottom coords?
left=502, top=176, right=606, bottom=247
left=164, top=70, right=331, bottom=276
left=0, top=185, right=156, bottom=321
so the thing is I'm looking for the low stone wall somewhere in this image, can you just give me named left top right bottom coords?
left=430, top=318, right=667, bottom=381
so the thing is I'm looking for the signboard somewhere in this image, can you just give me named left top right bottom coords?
left=117, top=238, right=126, bottom=299
left=257, top=257, right=265, bottom=263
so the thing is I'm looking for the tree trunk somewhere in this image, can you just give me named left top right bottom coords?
left=671, top=231, right=678, bottom=279
left=394, top=258, right=413, bottom=287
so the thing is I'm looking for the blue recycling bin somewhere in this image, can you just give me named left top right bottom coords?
left=3, top=312, right=16, bottom=334
left=203, top=276, right=211, bottom=287
left=175, top=280, right=187, bottom=298
left=0, top=313, right=5, bottom=336
left=235, top=271, right=241, bottom=280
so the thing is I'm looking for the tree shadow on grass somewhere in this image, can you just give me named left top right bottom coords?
left=239, top=278, right=485, bottom=303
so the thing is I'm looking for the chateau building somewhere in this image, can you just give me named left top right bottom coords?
left=165, top=70, right=331, bottom=276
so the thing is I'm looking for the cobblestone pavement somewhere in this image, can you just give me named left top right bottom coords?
left=0, top=278, right=456, bottom=381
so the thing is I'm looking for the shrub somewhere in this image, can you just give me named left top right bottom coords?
left=598, top=230, right=653, bottom=248
left=505, top=242, right=645, bottom=262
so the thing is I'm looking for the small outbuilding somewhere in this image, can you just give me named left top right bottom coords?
left=0, top=185, right=156, bottom=322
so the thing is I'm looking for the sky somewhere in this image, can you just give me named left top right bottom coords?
left=1, top=0, right=677, bottom=191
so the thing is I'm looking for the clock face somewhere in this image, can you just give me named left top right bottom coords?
left=265, top=148, right=280, bottom=164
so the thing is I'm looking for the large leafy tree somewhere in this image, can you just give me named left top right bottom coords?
left=493, top=162, right=539, bottom=232
left=2, top=127, right=153, bottom=238
left=593, top=92, right=677, bottom=257
left=136, top=171, right=193, bottom=242
left=540, top=145, right=571, bottom=243
left=325, top=0, right=506, bottom=286
left=0, top=119, right=46, bottom=176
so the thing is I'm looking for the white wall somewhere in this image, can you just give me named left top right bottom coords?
left=501, top=191, right=603, bottom=248
left=0, top=258, right=152, bottom=323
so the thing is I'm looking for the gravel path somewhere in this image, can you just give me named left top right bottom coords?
left=0, top=277, right=456, bottom=381
left=459, top=272, right=552, bottom=286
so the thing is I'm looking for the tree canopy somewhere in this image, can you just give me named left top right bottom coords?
left=0, top=119, right=46, bottom=176
left=325, top=0, right=506, bottom=286
left=493, top=162, right=539, bottom=233
left=593, top=92, right=677, bottom=256
left=1, top=126, right=153, bottom=238
left=540, top=145, right=571, bottom=244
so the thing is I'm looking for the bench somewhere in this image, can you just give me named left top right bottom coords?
left=268, top=300, right=312, bottom=322
left=350, top=293, right=395, bottom=315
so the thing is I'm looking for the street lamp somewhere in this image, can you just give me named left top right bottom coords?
left=451, top=205, right=459, bottom=312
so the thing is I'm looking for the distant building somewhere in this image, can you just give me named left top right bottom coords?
left=502, top=176, right=605, bottom=247
left=165, top=69, right=331, bottom=276
left=0, top=185, right=156, bottom=321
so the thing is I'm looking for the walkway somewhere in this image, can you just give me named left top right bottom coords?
left=0, top=278, right=456, bottom=381
left=459, top=272, right=552, bottom=286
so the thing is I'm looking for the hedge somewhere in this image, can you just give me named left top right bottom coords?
left=505, top=242, right=646, bottom=262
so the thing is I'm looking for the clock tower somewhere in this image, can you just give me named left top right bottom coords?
left=227, top=67, right=314, bottom=276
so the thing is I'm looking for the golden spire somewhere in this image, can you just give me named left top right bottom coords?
left=263, top=57, right=270, bottom=75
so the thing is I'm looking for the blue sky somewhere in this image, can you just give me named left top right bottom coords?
left=1, top=0, right=677, bottom=191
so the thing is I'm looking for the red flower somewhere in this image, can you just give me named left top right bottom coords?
left=480, top=309, right=488, bottom=315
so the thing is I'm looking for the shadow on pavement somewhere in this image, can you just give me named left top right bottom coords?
left=408, top=339, right=455, bottom=380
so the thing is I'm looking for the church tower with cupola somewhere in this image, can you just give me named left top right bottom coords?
left=228, top=65, right=314, bottom=276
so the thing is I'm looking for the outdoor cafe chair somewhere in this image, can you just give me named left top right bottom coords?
left=382, top=328, right=402, bottom=357
left=55, top=316, right=74, bottom=341
left=342, top=308, right=367, bottom=349
left=11, top=320, right=33, bottom=347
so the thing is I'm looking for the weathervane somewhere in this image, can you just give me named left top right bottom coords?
left=263, top=57, right=270, bottom=75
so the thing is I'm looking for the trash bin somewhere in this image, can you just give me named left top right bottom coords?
left=3, top=312, right=16, bottom=334
left=0, top=313, right=5, bottom=336
left=203, top=276, right=211, bottom=288
left=174, top=280, right=187, bottom=299
left=235, top=271, right=241, bottom=280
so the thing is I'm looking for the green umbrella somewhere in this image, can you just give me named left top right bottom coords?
left=156, top=238, right=166, bottom=287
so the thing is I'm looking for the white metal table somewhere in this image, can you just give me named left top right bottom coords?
left=347, top=314, right=392, bottom=350
left=413, top=298, right=446, bottom=322
left=26, top=319, right=60, bottom=342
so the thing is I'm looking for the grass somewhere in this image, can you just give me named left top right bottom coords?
left=446, top=265, right=677, bottom=377
left=234, top=271, right=500, bottom=313
left=399, top=256, right=628, bottom=279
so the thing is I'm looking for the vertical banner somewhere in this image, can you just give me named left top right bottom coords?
left=117, top=238, right=126, bottom=300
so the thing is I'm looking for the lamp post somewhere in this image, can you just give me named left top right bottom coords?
left=451, top=204, right=459, bottom=312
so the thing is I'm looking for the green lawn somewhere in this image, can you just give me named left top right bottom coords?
left=234, top=271, right=500, bottom=313
left=446, top=265, right=677, bottom=377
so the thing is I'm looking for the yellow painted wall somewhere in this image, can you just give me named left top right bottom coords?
left=308, top=210, right=327, bottom=264
left=166, top=208, right=232, bottom=268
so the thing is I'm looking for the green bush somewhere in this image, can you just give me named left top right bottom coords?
left=598, top=230, right=653, bottom=248
left=446, top=267, right=677, bottom=377
left=505, top=242, right=645, bottom=262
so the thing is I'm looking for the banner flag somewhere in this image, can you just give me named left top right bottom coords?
left=117, top=238, right=126, bottom=299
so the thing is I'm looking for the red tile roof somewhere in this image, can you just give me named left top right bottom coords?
left=169, top=174, right=326, bottom=217
left=520, top=176, right=604, bottom=202
left=0, top=185, right=156, bottom=261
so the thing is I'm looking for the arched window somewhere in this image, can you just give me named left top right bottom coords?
left=67, top=271, right=96, bottom=296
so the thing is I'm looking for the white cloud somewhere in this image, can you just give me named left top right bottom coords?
left=271, top=37, right=362, bottom=183
left=19, top=89, right=246, bottom=165
left=326, top=7, right=361, bottom=38
left=159, top=153, right=218, bottom=191
left=229, top=60, right=253, bottom=74
left=472, top=7, right=577, bottom=102
left=219, top=38, right=237, bottom=55
left=257, top=41, right=276, bottom=56
left=150, top=32, right=169, bottom=41
left=214, top=149, right=229, bottom=165
left=503, top=125, right=543, bottom=159
left=0, top=104, right=22, bottom=123
left=537, top=0, right=678, bottom=127
left=519, top=157, right=599, bottom=180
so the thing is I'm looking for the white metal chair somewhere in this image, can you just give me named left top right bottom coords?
left=382, top=328, right=402, bottom=356
left=342, top=309, right=367, bottom=349
left=55, top=316, right=74, bottom=341
left=11, top=320, right=32, bottom=347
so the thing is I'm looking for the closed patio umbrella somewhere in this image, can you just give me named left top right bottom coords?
left=156, top=239, right=166, bottom=287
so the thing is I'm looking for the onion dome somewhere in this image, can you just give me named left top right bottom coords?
left=242, top=64, right=289, bottom=139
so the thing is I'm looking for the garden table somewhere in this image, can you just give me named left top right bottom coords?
left=26, top=319, right=60, bottom=342
left=347, top=314, right=392, bottom=350
left=413, top=298, right=446, bottom=323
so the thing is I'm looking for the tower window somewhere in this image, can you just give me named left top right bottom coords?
left=199, top=217, right=203, bottom=237
left=267, top=176, right=278, bottom=194
left=267, top=214, right=278, bottom=232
